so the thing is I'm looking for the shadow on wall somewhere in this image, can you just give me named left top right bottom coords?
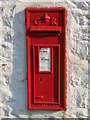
left=9, top=9, right=59, bottom=117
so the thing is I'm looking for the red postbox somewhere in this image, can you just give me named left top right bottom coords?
left=26, top=8, right=67, bottom=110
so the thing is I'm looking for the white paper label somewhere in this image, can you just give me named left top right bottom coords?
left=40, top=47, right=51, bottom=71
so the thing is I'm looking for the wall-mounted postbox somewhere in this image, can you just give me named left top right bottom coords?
left=26, top=8, right=67, bottom=110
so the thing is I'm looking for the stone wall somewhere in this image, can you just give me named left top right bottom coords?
left=0, top=0, right=89, bottom=119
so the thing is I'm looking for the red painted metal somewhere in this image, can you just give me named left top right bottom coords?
left=26, top=7, right=67, bottom=110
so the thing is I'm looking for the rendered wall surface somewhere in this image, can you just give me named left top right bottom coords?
left=0, top=0, right=89, bottom=119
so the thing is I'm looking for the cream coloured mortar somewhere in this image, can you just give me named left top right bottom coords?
left=0, top=0, right=89, bottom=119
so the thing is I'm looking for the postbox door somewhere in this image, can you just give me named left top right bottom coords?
left=33, top=45, right=60, bottom=104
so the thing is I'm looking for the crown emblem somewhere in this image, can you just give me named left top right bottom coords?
left=34, top=13, right=57, bottom=26
left=41, top=13, right=50, bottom=22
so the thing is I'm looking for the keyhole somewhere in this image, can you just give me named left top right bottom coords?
left=40, top=77, right=42, bottom=82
